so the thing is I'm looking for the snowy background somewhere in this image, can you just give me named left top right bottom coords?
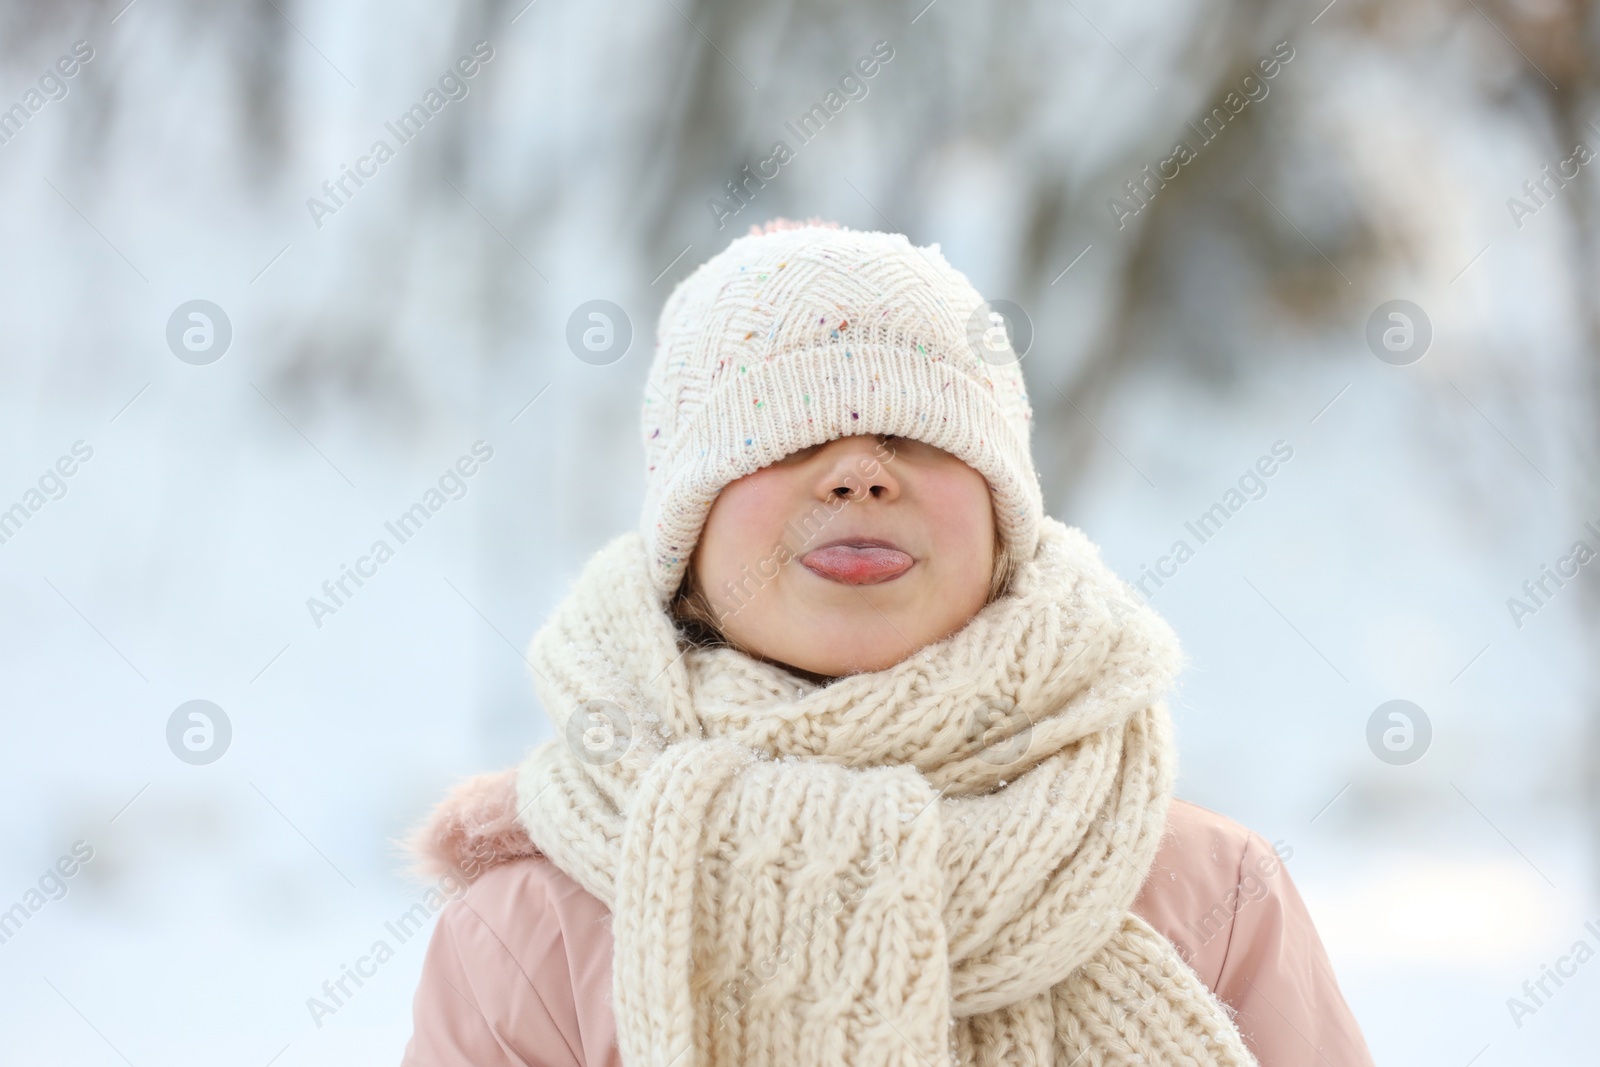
left=2, top=0, right=1598, bottom=1062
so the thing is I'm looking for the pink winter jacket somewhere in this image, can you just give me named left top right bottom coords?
left=400, top=773, right=1373, bottom=1066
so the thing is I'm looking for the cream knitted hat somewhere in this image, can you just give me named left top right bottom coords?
left=640, top=218, right=1043, bottom=600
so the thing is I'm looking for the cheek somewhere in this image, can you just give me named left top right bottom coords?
left=919, top=467, right=994, bottom=604
left=919, top=467, right=994, bottom=556
left=696, top=471, right=796, bottom=583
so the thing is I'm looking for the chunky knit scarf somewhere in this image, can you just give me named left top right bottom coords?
left=511, top=516, right=1256, bottom=1067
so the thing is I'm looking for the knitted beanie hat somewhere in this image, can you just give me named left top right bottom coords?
left=640, top=218, right=1043, bottom=601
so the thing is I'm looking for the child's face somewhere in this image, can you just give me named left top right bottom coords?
left=689, top=434, right=996, bottom=678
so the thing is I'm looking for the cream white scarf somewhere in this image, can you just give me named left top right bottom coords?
left=513, top=516, right=1256, bottom=1067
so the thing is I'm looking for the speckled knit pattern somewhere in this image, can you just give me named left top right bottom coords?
left=513, top=517, right=1258, bottom=1067
left=639, top=222, right=1043, bottom=601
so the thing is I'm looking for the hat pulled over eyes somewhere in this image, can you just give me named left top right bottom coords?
left=640, top=218, right=1042, bottom=603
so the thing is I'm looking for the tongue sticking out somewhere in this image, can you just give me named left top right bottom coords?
left=800, top=543, right=914, bottom=585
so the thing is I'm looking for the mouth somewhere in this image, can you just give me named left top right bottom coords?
left=799, top=538, right=915, bottom=586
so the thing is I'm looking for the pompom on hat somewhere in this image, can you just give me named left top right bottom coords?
left=640, top=217, right=1044, bottom=601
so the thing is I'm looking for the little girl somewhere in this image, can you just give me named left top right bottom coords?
left=399, top=219, right=1373, bottom=1066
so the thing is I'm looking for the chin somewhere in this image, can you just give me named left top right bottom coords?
left=794, top=641, right=912, bottom=678
left=732, top=598, right=933, bottom=677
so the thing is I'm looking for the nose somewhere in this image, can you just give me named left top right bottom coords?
left=810, top=435, right=899, bottom=502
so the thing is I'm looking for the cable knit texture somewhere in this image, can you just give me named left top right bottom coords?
left=510, top=516, right=1258, bottom=1067
left=640, top=221, right=1043, bottom=601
